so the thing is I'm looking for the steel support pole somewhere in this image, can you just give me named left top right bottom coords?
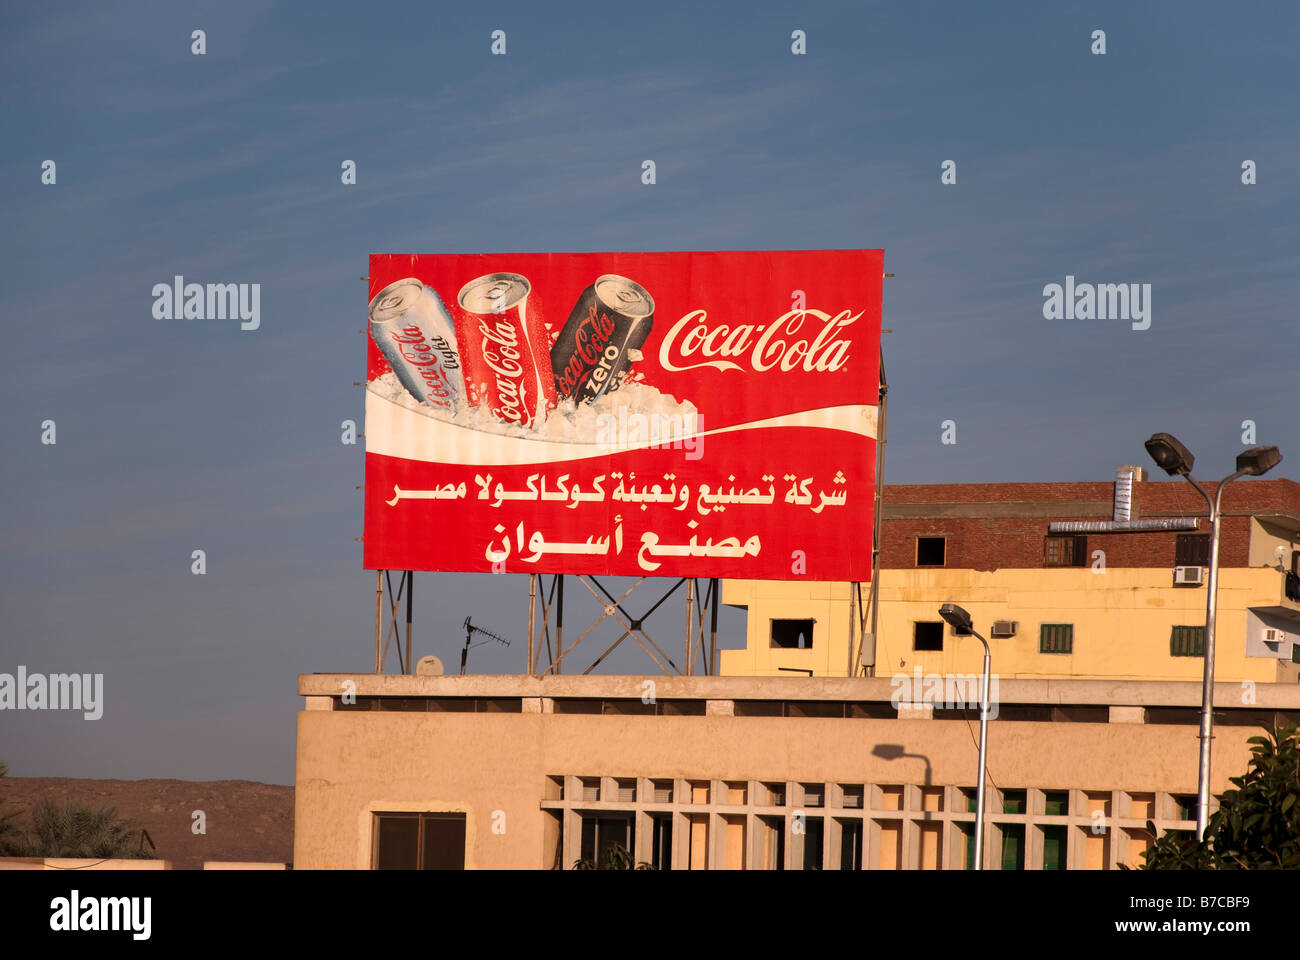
left=974, top=631, right=991, bottom=870
left=528, top=574, right=537, bottom=674
left=405, top=571, right=413, bottom=676
left=374, top=570, right=383, bottom=673
left=556, top=574, right=564, bottom=675
left=709, top=578, right=719, bottom=676
left=863, top=346, right=888, bottom=676
left=848, top=581, right=858, bottom=676
left=1189, top=472, right=1244, bottom=840
left=685, top=579, right=695, bottom=676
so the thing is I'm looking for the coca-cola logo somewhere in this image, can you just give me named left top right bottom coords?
left=556, top=305, right=616, bottom=396
left=658, top=308, right=859, bottom=373
left=479, top=317, right=528, bottom=424
left=393, top=325, right=455, bottom=408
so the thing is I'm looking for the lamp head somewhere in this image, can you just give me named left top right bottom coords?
left=939, top=603, right=974, bottom=636
left=1236, top=446, right=1281, bottom=477
left=1145, top=433, right=1195, bottom=476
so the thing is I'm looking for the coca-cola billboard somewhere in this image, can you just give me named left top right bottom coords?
left=364, top=250, right=882, bottom=580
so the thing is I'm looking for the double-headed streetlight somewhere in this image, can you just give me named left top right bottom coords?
left=938, top=602, right=991, bottom=870
left=1144, top=434, right=1283, bottom=840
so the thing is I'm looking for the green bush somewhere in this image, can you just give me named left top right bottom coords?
left=1140, top=723, right=1300, bottom=870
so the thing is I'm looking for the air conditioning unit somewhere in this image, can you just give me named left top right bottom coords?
left=1174, top=566, right=1205, bottom=585
left=1263, top=629, right=1285, bottom=645
left=990, top=620, right=1018, bottom=638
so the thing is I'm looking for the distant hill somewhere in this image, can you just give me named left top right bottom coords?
left=1, top=778, right=293, bottom=870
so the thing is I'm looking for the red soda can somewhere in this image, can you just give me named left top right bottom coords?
left=455, top=273, right=556, bottom=429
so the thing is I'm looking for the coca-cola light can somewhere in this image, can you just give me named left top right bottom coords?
left=456, top=272, right=556, bottom=429
left=369, top=278, right=466, bottom=415
left=551, top=274, right=654, bottom=403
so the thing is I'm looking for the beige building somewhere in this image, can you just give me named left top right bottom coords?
left=294, top=672, right=1300, bottom=870
left=721, top=474, right=1300, bottom=682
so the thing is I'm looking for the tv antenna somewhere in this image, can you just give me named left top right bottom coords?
left=461, top=617, right=510, bottom=675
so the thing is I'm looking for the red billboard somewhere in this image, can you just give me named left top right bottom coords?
left=364, top=250, right=881, bottom=580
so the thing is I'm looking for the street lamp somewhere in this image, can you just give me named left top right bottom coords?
left=1144, top=434, right=1282, bottom=840
left=938, top=602, right=991, bottom=870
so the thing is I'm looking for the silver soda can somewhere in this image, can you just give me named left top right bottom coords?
left=369, top=278, right=466, bottom=415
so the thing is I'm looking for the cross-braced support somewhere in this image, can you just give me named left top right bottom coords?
left=526, top=574, right=722, bottom=676
left=373, top=570, right=413, bottom=674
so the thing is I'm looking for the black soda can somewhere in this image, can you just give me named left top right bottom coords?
left=551, top=274, right=654, bottom=403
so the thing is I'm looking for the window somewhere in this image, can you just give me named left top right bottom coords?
left=1173, top=795, right=1197, bottom=821
left=580, top=814, right=634, bottom=868
left=959, top=823, right=975, bottom=869
left=1002, top=790, right=1027, bottom=814
left=1044, top=534, right=1087, bottom=567
left=771, top=619, right=814, bottom=649
left=1175, top=534, right=1211, bottom=567
left=374, top=813, right=466, bottom=870
left=839, top=820, right=862, bottom=871
left=1042, top=825, right=1067, bottom=870
left=914, top=621, right=944, bottom=651
left=1040, top=623, right=1073, bottom=654
left=1171, top=625, right=1205, bottom=657
left=1000, top=825, right=1025, bottom=870
left=801, top=817, right=824, bottom=870
left=650, top=815, right=672, bottom=870
left=916, top=536, right=946, bottom=566
left=1044, top=791, right=1069, bottom=816
left=841, top=785, right=864, bottom=809
left=759, top=816, right=785, bottom=870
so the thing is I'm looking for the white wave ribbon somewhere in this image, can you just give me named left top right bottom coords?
left=365, top=391, right=877, bottom=467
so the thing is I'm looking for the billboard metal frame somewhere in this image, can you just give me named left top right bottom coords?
left=363, top=270, right=891, bottom=677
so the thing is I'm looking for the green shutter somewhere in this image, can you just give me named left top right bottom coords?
left=1171, top=625, right=1205, bottom=657
left=1042, top=826, right=1067, bottom=870
left=1001, top=825, right=1025, bottom=870
left=1040, top=623, right=1073, bottom=654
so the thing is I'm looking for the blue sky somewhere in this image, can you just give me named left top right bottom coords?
left=1, top=1, right=1296, bottom=783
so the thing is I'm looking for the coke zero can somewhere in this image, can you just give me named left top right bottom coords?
left=456, top=272, right=556, bottom=429
left=551, top=274, right=654, bottom=403
left=369, top=278, right=466, bottom=415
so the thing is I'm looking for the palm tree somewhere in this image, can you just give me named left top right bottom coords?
left=27, top=800, right=150, bottom=859
left=0, top=762, right=28, bottom=856
left=571, top=840, right=654, bottom=870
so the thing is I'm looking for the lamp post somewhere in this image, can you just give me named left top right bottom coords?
left=1144, top=434, right=1282, bottom=840
left=938, top=602, right=991, bottom=870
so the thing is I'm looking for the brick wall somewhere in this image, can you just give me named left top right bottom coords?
left=879, top=478, right=1299, bottom=570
